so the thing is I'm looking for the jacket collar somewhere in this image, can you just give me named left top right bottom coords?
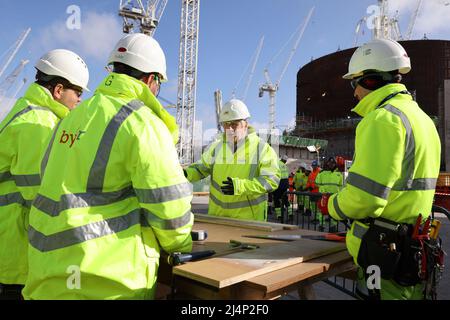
left=351, top=83, right=411, bottom=117
left=96, top=73, right=179, bottom=144
left=24, top=83, right=70, bottom=119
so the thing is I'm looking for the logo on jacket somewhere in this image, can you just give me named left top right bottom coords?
left=59, top=130, right=86, bottom=148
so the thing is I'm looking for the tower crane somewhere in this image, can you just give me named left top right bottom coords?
left=405, top=0, right=423, bottom=40
left=259, top=7, right=314, bottom=131
left=0, top=60, right=29, bottom=103
left=176, top=0, right=200, bottom=165
left=231, top=36, right=265, bottom=102
left=0, top=28, right=31, bottom=80
left=118, top=0, right=201, bottom=165
left=118, top=0, right=168, bottom=36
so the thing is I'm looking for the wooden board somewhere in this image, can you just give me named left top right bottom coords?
left=194, top=213, right=298, bottom=231
left=173, top=222, right=345, bottom=288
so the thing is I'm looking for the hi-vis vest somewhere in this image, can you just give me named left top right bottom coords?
left=186, top=127, right=280, bottom=221
left=279, top=160, right=289, bottom=179
left=316, top=169, right=343, bottom=194
left=0, top=83, right=69, bottom=285
left=23, top=73, right=193, bottom=300
left=328, top=83, right=441, bottom=265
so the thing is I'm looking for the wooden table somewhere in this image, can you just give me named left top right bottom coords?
left=157, top=215, right=355, bottom=300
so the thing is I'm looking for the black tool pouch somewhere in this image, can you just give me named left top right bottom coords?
left=393, top=232, right=421, bottom=286
left=357, top=219, right=402, bottom=280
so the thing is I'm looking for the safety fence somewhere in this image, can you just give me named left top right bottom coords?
left=268, top=190, right=358, bottom=299
left=268, top=190, right=450, bottom=300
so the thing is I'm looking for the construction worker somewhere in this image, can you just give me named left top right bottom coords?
left=185, top=99, right=280, bottom=221
left=23, top=33, right=193, bottom=300
left=0, top=49, right=89, bottom=300
left=326, top=38, right=441, bottom=300
left=315, top=156, right=343, bottom=232
left=273, top=155, right=290, bottom=223
left=293, top=163, right=308, bottom=215
left=305, top=159, right=320, bottom=193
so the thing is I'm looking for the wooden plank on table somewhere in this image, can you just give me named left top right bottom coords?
left=173, top=237, right=345, bottom=288
left=194, top=213, right=298, bottom=231
left=244, top=250, right=352, bottom=293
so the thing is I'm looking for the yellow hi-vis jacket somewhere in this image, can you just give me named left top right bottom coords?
left=279, top=160, right=289, bottom=179
left=23, top=73, right=193, bottom=300
left=328, top=84, right=441, bottom=265
left=316, top=169, right=343, bottom=194
left=185, top=127, right=280, bottom=221
left=0, top=83, right=70, bottom=285
left=293, top=171, right=307, bottom=190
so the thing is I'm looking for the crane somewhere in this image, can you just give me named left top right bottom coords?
left=0, top=28, right=31, bottom=80
left=0, top=60, right=29, bottom=102
left=259, top=7, right=314, bottom=131
left=176, top=0, right=200, bottom=165
left=118, top=0, right=168, bottom=36
left=405, top=0, right=423, bottom=40
left=231, top=36, right=265, bottom=102
left=214, top=90, right=222, bottom=133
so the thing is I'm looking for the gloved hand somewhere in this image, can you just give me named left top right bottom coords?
left=183, top=169, right=188, bottom=178
left=220, top=177, right=234, bottom=195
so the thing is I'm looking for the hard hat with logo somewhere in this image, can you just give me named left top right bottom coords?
left=219, top=99, right=251, bottom=123
left=35, top=49, right=90, bottom=91
left=343, top=38, right=411, bottom=80
left=108, top=33, right=168, bottom=82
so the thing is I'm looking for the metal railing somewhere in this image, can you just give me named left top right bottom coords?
left=268, top=190, right=358, bottom=299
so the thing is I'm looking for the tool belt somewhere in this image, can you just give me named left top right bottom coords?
left=357, top=216, right=445, bottom=293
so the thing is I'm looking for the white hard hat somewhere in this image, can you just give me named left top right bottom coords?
left=219, top=99, right=251, bottom=123
left=299, top=162, right=307, bottom=169
left=343, top=38, right=411, bottom=80
left=35, top=49, right=90, bottom=91
left=108, top=33, right=168, bottom=82
left=281, top=155, right=289, bottom=162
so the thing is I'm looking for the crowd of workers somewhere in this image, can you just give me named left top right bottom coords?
left=0, top=31, right=443, bottom=300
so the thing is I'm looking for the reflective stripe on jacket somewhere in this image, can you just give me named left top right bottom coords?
left=23, top=73, right=193, bottom=300
left=0, top=83, right=69, bottom=285
left=185, top=127, right=280, bottom=221
left=328, top=84, right=441, bottom=265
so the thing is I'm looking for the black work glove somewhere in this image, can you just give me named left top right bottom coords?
left=183, top=169, right=188, bottom=178
left=221, top=177, right=235, bottom=195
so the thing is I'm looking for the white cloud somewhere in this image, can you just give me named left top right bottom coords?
left=33, top=11, right=122, bottom=61
left=389, top=0, right=450, bottom=38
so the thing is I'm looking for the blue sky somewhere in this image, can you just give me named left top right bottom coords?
left=1, top=0, right=450, bottom=134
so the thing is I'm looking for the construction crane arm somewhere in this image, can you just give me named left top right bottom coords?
left=406, top=0, right=423, bottom=40
left=242, top=36, right=264, bottom=101
left=276, top=6, right=314, bottom=87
